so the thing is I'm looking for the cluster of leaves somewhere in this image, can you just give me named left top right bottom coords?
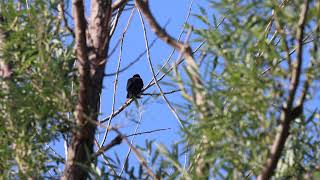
left=174, top=0, right=320, bottom=178
left=0, top=1, right=75, bottom=178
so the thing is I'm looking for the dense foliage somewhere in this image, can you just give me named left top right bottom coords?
left=174, top=0, right=320, bottom=178
left=0, top=1, right=75, bottom=178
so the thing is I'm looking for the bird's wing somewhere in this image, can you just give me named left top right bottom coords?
left=126, top=78, right=133, bottom=91
left=138, top=78, right=144, bottom=89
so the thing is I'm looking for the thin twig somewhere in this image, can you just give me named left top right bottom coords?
left=100, top=98, right=134, bottom=123
left=119, top=107, right=143, bottom=176
left=45, top=144, right=65, bottom=163
left=58, top=2, right=75, bottom=37
left=106, top=37, right=156, bottom=74
left=126, top=127, right=171, bottom=137
left=93, top=128, right=171, bottom=162
left=92, top=135, right=123, bottom=160
left=153, top=0, right=194, bottom=79
left=273, top=11, right=292, bottom=72
left=106, top=20, right=170, bottom=76
left=100, top=18, right=213, bottom=124
left=112, top=0, right=129, bottom=11
left=93, top=139, right=119, bottom=176
left=99, top=8, right=135, bottom=147
left=134, top=0, right=199, bottom=80
left=109, top=2, right=130, bottom=37
left=260, top=30, right=315, bottom=76
left=137, top=9, right=185, bottom=128
left=112, top=128, right=158, bottom=180
left=142, top=89, right=180, bottom=96
left=135, top=0, right=207, bottom=117
left=264, top=0, right=289, bottom=37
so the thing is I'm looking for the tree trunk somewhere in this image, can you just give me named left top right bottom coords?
left=62, top=0, right=112, bottom=179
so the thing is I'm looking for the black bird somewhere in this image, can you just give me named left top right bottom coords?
left=126, top=74, right=144, bottom=98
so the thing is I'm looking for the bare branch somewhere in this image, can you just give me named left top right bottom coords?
left=94, top=127, right=170, bottom=176
left=106, top=19, right=169, bottom=76
left=133, top=0, right=195, bottom=64
left=155, top=0, right=194, bottom=75
left=274, top=11, right=292, bottom=72
left=93, top=139, right=118, bottom=176
left=297, top=79, right=309, bottom=107
left=100, top=7, right=135, bottom=148
left=109, top=2, right=131, bottom=38
left=113, top=128, right=158, bottom=180
left=173, top=27, right=194, bottom=101
left=137, top=9, right=184, bottom=128
left=126, top=127, right=171, bottom=137
left=100, top=3, right=219, bottom=124
left=58, top=2, right=75, bottom=37
left=105, top=37, right=158, bottom=76
left=134, top=0, right=183, bottom=50
left=112, top=0, right=129, bottom=11
left=134, top=0, right=207, bottom=118
left=142, top=89, right=180, bottom=96
left=286, top=2, right=309, bottom=109
left=100, top=9, right=212, bottom=123
left=258, top=1, right=309, bottom=179
left=119, top=106, right=143, bottom=176
left=92, top=135, right=123, bottom=160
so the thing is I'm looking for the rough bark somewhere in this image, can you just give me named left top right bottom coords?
left=62, top=0, right=112, bottom=179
